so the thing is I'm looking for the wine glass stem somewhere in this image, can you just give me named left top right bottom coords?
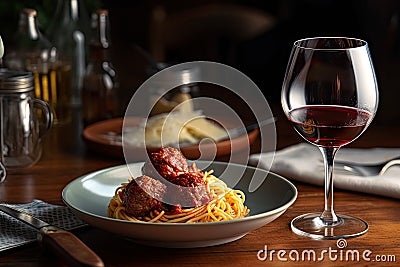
left=319, top=146, right=340, bottom=225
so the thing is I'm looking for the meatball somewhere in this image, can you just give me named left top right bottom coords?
left=123, top=175, right=167, bottom=217
left=167, top=173, right=213, bottom=208
left=141, top=147, right=212, bottom=209
left=142, top=147, right=192, bottom=179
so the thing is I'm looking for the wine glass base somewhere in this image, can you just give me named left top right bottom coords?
left=291, top=213, right=368, bottom=240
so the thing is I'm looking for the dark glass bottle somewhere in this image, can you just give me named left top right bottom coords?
left=82, top=9, right=119, bottom=125
left=46, top=0, right=90, bottom=107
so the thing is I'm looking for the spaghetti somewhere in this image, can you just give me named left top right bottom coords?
left=107, top=170, right=250, bottom=223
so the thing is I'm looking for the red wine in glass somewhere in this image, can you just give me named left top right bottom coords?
left=289, top=105, right=372, bottom=148
left=281, top=37, right=378, bottom=239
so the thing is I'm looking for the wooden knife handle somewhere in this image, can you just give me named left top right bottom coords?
left=39, top=226, right=104, bottom=267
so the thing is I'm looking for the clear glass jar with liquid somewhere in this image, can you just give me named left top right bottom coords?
left=4, top=8, right=72, bottom=125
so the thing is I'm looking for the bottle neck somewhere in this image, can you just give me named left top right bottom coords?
left=12, top=9, right=54, bottom=55
left=47, top=0, right=90, bottom=38
left=88, top=10, right=112, bottom=62
left=70, top=0, right=80, bottom=21
left=92, top=10, right=111, bottom=49
left=59, top=0, right=85, bottom=22
left=18, top=13, right=40, bottom=40
left=98, top=12, right=109, bottom=49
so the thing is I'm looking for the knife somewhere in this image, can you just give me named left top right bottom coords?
left=0, top=205, right=104, bottom=267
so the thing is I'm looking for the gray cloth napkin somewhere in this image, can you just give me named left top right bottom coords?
left=0, top=199, right=87, bottom=252
left=249, top=143, right=400, bottom=199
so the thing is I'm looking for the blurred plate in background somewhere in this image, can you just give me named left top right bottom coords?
left=82, top=117, right=259, bottom=160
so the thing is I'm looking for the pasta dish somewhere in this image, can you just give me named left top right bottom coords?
left=108, top=147, right=249, bottom=223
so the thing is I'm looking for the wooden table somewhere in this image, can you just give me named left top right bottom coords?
left=0, top=105, right=399, bottom=267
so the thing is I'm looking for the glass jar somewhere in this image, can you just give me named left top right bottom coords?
left=0, top=68, right=53, bottom=171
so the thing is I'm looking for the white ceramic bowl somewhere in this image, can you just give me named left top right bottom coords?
left=62, top=161, right=297, bottom=248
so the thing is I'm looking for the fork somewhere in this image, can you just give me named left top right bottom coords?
left=226, top=117, right=276, bottom=138
left=335, top=159, right=400, bottom=176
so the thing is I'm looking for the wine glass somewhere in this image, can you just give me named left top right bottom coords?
left=281, top=37, right=379, bottom=239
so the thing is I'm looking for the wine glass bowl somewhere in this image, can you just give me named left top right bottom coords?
left=281, top=37, right=379, bottom=239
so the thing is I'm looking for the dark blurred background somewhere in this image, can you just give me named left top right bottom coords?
left=1, top=0, right=400, bottom=125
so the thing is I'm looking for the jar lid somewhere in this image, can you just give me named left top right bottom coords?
left=0, top=68, right=33, bottom=93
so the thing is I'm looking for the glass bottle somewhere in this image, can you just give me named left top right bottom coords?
left=4, top=8, right=72, bottom=125
left=46, top=0, right=90, bottom=107
left=82, top=9, right=119, bottom=125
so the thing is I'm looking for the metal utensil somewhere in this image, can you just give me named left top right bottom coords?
left=0, top=205, right=104, bottom=267
left=335, top=158, right=400, bottom=176
left=226, top=117, right=277, bottom=138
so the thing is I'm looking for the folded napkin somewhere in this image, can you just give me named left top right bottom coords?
left=249, top=143, right=400, bottom=199
left=0, top=199, right=87, bottom=252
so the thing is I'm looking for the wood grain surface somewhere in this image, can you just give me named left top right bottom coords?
left=0, top=105, right=399, bottom=267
